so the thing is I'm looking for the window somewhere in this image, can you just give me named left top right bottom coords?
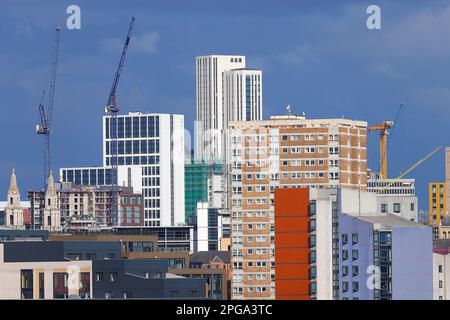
left=110, top=272, right=118, bottom=282
left=410, top=203, right=415, bottom=211
left=353, top=281, right=359, bottom=292
left=439, top=265, right=443, bottom=273
left=310, top=267, right=317, bottom=279
left=342, top=234, right=348, bottom=245
left=96, top=272, right=103, bottom=282
left=352, top=250, right=359, bottom=261
left=342, top=281, right=349, bottom=293
left=352, top=266, right=359, bottom=277
left=381, top=203, right=387, bottom=213
left=342, top=250, right=349, bottom=261
left=105, top=292, right=114, bottom=299
left=393, top=203, right=401, bottom=213
left=342, top=266, right=349, bottom=277
left=352, top=233, right=358, bottom=245
left=439, top=281, right=443, bottom=289
left=21, top=270, right=33, bottom=299
left=123, top=292, right=133, bottom=299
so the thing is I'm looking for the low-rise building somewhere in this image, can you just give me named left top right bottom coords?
left=0, top=241, right=92, bottom=299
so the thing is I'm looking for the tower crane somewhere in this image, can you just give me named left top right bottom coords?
left=368, top=121, right=393, bottom=179
left=105, top=17, right=135, bottom=226
left=379, top=145, right=442, bottom=193
left=368, top=103, right=405, bottom=179
left=36, top=27, right=61, bottom=189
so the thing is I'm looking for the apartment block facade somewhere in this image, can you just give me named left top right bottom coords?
left=229, top=115, right=367, bottom=299
left=446, top=147, right=450, bottom=213
left=429, top=182, right=447, bottom=225
left=272, top=188, right=433, bottom=300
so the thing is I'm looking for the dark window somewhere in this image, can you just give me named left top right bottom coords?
left=21, top=270, right=33, bottom=299
left=53, top=273, right=68, bottom=299
left=80, top=273, right=91, bottom=299
left=110, top=272, right=118, bottom=282
left=352, top=233, right=358, bottom=245
left=342, top=266, right=348, bottom=277
left=342, top=234, right=348, bottom=245
left=39, top=272, right=44, bottom=299
left=96, top=272, right=103, bottom=282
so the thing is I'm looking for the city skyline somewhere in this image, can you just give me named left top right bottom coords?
left=1, top=0, right=450, bottom=211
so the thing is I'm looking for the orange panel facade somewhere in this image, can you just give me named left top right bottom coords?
left=274, top=188, right=311, bottom=300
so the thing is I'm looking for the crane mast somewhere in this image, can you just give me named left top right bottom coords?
left=36, top=27, right=61, bottom=189
left=106, top=17, right=135, bottom=226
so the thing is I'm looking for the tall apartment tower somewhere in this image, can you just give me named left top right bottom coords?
left=228, top=114, right=367, bottom=299
left=5, top=169, right=24, bottom=229
left=446, top=147, right=450, bottom=214
left=43, top=171, right=61, bottom=231
left=429, top=182, right=447, bottom=225
left=223, top=68, right=263, bottom=126
left=195, top=55, right=246, bottom=162
left=103, top=112, right=185, bottom=227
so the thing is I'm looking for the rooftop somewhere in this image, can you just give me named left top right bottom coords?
left=190, top=251, right=230, bottom=264
left=357, top=213, right=426, bottom=229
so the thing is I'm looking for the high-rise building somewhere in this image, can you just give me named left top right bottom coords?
left=61, top=112, right=184, bottom=227
left=274, top=188, right=311, bottom=300
left=446, top=147, right=450, bottom=214
left=223, top=68, right=263, bottom=125
left=429, top=182, right=447, bottom=225
left=185, top=161, right=210, bottom=222
left=195, top=55, right=246, bottom=162
left=103, top=112, right=185, bottom=227
left=229, top=114, right=368, bottom=299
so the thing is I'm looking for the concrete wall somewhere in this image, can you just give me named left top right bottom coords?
left=433, top=253, right=450, bottom=300
left=339, top=214, right=374, bottom=300
left=392, top=226, right=433, bottom=300
left=377, top=195, right=418, bottom=222
left=340, top=188, right=378, bottom=216
left=314, top=189, right=334, bottom=300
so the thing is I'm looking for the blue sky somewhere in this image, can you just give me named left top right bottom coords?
left=0, top=0, right=449, bottom=211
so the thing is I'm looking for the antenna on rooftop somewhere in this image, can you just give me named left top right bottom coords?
left=286, top=104, right=292, bottom=115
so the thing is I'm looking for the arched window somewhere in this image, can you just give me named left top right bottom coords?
left=9, top=215, right=13, bottom=225
left=443, top=231, right=447, bottom=239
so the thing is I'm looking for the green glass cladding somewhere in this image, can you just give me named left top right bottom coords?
left=184, top=161, right=224, bottom=222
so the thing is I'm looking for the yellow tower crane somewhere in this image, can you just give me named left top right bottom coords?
left=379, top=145, right=442, bottom=193
left=368, top=120, right=394, bottom=179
